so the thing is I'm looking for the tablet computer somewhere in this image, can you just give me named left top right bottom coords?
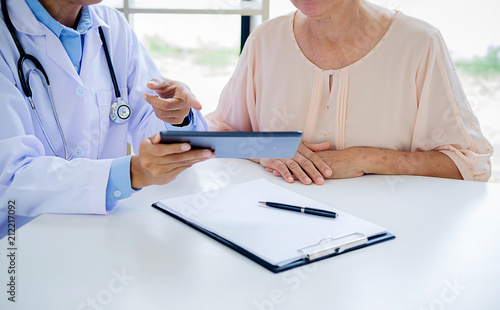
left=159, top=131, right=302, bottom=158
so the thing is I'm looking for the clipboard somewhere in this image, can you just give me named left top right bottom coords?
left=159, top=131, right=302, bottom=158
left=152, top=179, right=395, bottom=273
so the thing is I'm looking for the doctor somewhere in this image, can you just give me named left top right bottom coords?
left=0, top=0, right=215, bottom=234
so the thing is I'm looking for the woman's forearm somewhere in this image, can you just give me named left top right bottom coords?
left=360, top=148, right=463, bottom=180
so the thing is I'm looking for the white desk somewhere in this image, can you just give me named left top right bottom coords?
left=1, top=159, right=500, bottom=310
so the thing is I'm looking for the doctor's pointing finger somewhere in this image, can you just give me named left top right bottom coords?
left=143, top=78, right=203, bottom=126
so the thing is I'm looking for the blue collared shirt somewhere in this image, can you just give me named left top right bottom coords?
left=25, top=0, right=198, bottom=207
left=26, top=0, right=92, bottom=74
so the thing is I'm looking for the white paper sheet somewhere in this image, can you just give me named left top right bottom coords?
left=156, top=179, right=387, bottom=267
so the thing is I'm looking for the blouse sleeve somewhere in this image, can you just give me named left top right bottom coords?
left=205, top=33, right=258, bottom=132
left=413, top=30, right=493, bottom=181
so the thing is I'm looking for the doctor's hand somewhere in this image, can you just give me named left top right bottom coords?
left=143, top=78, right=203, bottom=125
left=257, top=142, right=333, bottom=185
left=130, top=134, right=215, bottom=189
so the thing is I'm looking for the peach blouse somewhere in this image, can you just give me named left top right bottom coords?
left=206, top=11, right=493, bottom=181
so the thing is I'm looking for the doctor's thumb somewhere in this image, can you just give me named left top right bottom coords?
left=148, top=134, right=162, bottom=145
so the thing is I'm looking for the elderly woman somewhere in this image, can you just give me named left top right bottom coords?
left=207, top=0, right=493, bottom=184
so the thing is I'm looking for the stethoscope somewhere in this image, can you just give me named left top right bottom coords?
left=1, top=0, right=131, bottom=160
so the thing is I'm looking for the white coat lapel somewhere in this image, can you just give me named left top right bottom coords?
left=44, top=33, right=83, bottom=83
left=79, top=27, right=102, bottom=80
left=7, top=0, right=44, bottom=36
left=80, top=7, right=110, bottom=80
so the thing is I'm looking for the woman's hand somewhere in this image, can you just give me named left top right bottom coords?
left=130, top=134, right=215, bottom=189
left=315, top=147, right=366, bottom=179
left=259, top=142, right=333, bottom=185
left=143, top=78, right=202, bottom=125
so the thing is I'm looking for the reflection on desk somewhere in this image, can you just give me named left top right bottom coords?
left=1, top=159, right=499, bottom=310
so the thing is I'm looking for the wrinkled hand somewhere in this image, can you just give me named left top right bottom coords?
left=143, top=78, right=202, bottom=125
left=130, top=134, right=215, bottom=189
left=315, top=147, right=366, bottom=179
left=259, top=142, right=333, bottom=185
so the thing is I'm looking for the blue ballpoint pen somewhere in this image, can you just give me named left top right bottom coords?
left=258, top=201, right=337, bottom=218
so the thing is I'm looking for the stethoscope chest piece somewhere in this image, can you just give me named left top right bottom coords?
left=110, top=98, right=131, bottom=124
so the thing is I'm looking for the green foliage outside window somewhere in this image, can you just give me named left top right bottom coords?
left=455, top=46, right=500, bottom=77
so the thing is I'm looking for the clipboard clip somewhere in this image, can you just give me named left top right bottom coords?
left=298, top=233, right=368, bottom=261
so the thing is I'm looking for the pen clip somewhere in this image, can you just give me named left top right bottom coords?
left=298, top=233, right=368, bottom=261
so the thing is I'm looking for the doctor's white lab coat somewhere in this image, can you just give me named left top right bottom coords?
left=0, top=1, right=207, bottom=225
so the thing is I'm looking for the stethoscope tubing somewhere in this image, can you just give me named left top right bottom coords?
left=19, top=54, right=51, bottom=97
left=2, top=0, right=51, bottom=97
left=26, top=67, right=71, bottom=159
left=98, top=26, right=121, bottom=99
